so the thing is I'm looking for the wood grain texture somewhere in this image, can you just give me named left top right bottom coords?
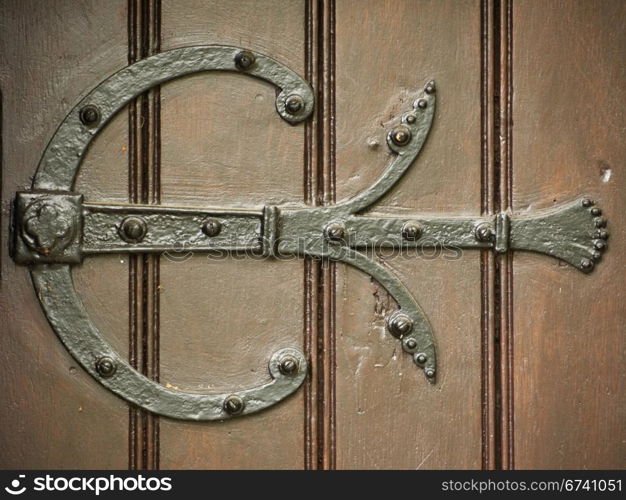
left=511, top=0, right=626, bottom=469
left=157, top=0, right=306, bottom=469
left=0, top=0, right=129, bottom=468
left=333, top=0, right=484, bottom=469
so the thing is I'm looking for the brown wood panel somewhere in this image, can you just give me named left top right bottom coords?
left=157, top=0, right=306, bottom=469
left=333, top=0, right=484, bottom=468
left=0, top=0, right=129, bottom=468
left=511, top=0, right=626, bottom=469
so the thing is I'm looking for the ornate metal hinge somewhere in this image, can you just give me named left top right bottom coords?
left=11, top=46, right=608, bottom=421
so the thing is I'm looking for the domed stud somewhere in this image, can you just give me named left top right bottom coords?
left=580, top=258, right=594, bottom=271
left=591, top=207, right=602, bottom=216
left=119, top=217, right=147, bottom=243
left=474, top=222, right=494, bottom=243
left=594, top=240, right=606, bottom=251
left=79, top=104, right=101, bottom=128
left=405, top=114, right=417, bottom=124
left=424, top=81, right=436, bottom=95
left=416, top=98, right=428, bottom=109
left=415, top=353, right=428, bottom=365
left=285, top=94, right=305, bottom=115
left=581, top=198, right=594, bottom=208
left=401, top=222, right=422, bottom=241
left=95, top=357, right=117, bottom=378
left=592, top=251, right=602, bottom=261
left=202, top=218, right=222, bottom=237
left=425, top=368, right=436, bottom=379
left=594, top=217, right=608, bottom=228
left=404, top=338, right=418, bottom=351
left=387, top=313, right=414, bottom=337
left=234, top=50, right=256, bottom=70
left=390, top=125, right=412, bottom=147
left=324, top=222, right=345, bottom=242
left=595, top=230, right=609, bottom=240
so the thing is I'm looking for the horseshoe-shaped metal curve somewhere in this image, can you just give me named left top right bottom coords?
left=30, top=46, right=313, bottom=420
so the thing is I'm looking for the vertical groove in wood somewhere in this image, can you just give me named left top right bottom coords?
left=127, top=0, right=161, bottom=471
left=492, top=0, right=514, bottom=470
left=317, top=0, right=337, bottom=470
left=303, top=0, right=318, bottom=470
left=480, top=0, right=496, bottom=470
left=304, top=0, right=336, bottom=470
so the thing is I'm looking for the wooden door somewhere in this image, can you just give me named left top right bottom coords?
left=1, top=0, right=624, bottom=470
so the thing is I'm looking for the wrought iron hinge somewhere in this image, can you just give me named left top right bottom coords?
left=11, top=46, right=609, bottom=420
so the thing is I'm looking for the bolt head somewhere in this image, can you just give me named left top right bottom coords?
left=119, top=217, right=147, bottom=243
left=474, top=222, right=494, bottom=243
left=285, top=94, right=304, bottom=114
left=324, top=222, right=345, bottom=242
left=279, top=355, right=299, bottom=376
left=223, top=395, right=245, bottom=415
left=202, top=219, right=222, bottom=237
left=415, top=353, right=428, bottom=365
left=234, top=50, right=256, bottom=70
left=424, top=81, right=436, bottom=94
left=390, top=125, right=412, bottom=147
left=80, top=105, right=100, bottom=127
left=416, top=98, right=428, bottom=109
left=402, top=222, right=422, bottom=241
left=387, top=313, right=414, bottom=337
left=96, top=357, right=116, bottom=378
left=405, top=338, right=418, bottom=350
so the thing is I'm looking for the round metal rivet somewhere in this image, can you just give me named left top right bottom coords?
left=594, top=240, right=606, bottom=251
left=202, top=219, right=222, bottom=237
left=405, top=114, right=417, bottom=124
left=591, top=208, right=602, bottom=216
left=580, top=258, right=593, bottom=271
left=595, top=217, right=607, bottom=228
left=96, top=357, right=116, bottom=378
left=474, top=222, right=494, bottom=243
left=285, top=94, right=304, bottom=114
left=279, top=355, right=299, bottom=376
left=417, top=98, right=428, bottom=109
left=405, top=338, right=418, bottom=350
left=390, top=125, right=412, bottom=147
left=581, top=198, right=594, bottom=208
left=387, top=313, right=414, bottom=337
left=592, top=251, right=602, bottom=260
left=120, top=217, right=147, bottom=243
left=425, top=81, right=436, bottom=94
left=416, top=353, right=428, bottom=365
left=595, top=230, right=609, bottom=240
left=402, top=222, right=422, bottom=241
left=324, top=222, right=345, bottom=242
left=79, top=105, right=100, bottom=127
left=223, top=395, right=245, bottom=415
left=425, top=368, right=436, bottom=378
left=234, top=50, right=255, bottom=70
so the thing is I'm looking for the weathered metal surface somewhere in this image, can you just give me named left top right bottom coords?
left=33, top=45, right=314, bottom=192
left=11, top=50, right=610, bottom=419
left=31, top=265, right=306, bottom=421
